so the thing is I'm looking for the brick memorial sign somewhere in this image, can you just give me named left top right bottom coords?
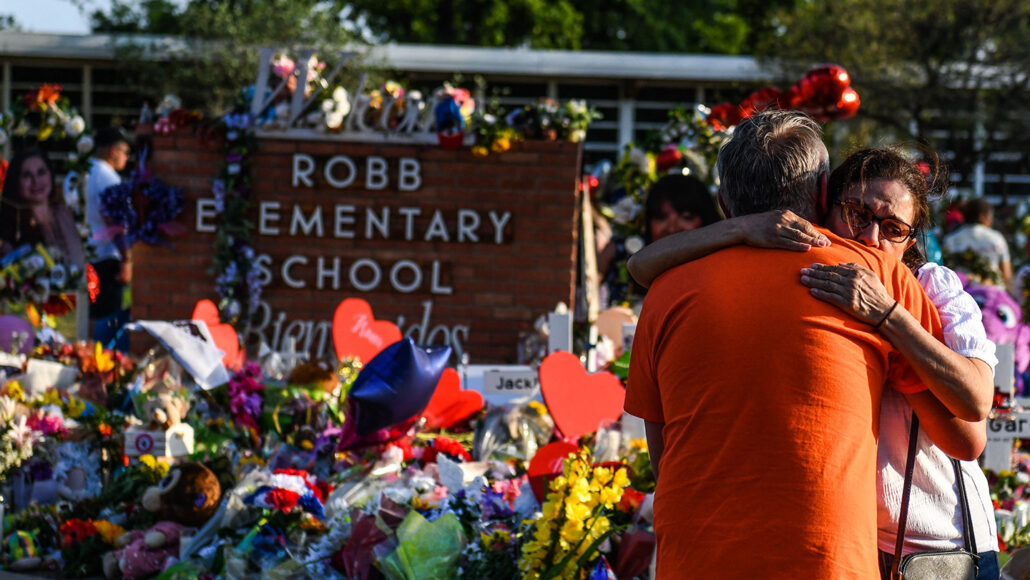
left=133, top=134, right=582, bottom=362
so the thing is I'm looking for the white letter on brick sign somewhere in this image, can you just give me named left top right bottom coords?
left=349, top=258, right=382, bottom=292
left=424, top=209, right=450, bottom=242
left=390, top=260, right=423, bottom=293
left=196, top=199, right=218, bottom=232
left=430, top=261, right=453, bottom=295
left=366, top=156, right=389, bottom=190
left=282, top=255, right=308, bottom=288
left=399, top=207, right=422, bottom=241
left=457, top=209, right=480, bottom=242
left=398, top=158, right=422, bottom=191
left=292, top=154, right=315, bottom=187
left=488, top=211, right=512, bottom=244
left=290, top=205, right=324, bottom=237
left=335, top=204, right=356, bottom=238
left=259, top=201, right=281, bottom=235
left=325, top=155, right=357, bottom=188
left=316, top=257, right=341, bottom=290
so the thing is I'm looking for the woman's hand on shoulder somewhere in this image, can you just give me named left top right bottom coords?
left=737, top=210, right=830, bottom=251
left=800, top=262, right=895, bottom=324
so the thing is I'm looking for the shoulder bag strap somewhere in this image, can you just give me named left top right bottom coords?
left=892, top=413, right=921, bottom=579
left=951, top=457, right=977, bottom=555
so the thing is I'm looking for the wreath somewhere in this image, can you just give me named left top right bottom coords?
left=99, top=160, right=185, bottom=248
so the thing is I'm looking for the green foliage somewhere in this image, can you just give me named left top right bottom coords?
left=760, top=0, right=1030, bottom=192
left=344, top=0, right=798, bottom=54
left=84, top=0, right=359, bottom=111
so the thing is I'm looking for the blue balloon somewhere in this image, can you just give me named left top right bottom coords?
left=349, top=338, right=452, bottom=435
left=433, top=96, right=464, bottom=133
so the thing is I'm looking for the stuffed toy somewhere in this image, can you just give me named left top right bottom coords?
left=963, top=277, right=1030, bottom=393
left=142, top=391, right=188, bottom=431
left=141, top=461, right=221, bottom=527
left=102, top=521, right=185, bottom=580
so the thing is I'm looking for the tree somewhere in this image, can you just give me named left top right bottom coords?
left=80, top=0, right=358, bottom=110
left=342, top=0, right=798, bottom=54
left=760, top=0, right=1030, bottom=198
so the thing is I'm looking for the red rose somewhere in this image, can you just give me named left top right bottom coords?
left=265, top=488, right=301, bottom=512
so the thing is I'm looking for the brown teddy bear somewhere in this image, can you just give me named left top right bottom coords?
left=142, top=461, right=221, bottom=527
left=142, top=391, right=188, bottom=431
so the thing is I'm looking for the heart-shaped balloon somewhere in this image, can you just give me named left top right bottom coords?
left=333, top=298, right=402, bottom=364
left=422, top=368, right=484, bottom=430
left=539, top=350, right=625, bottom=441
left=527, top=441, right=580, bottom=502
left=191, top=299, right=242, bottom=370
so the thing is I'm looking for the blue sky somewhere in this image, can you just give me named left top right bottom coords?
left=0, top=0, right=107, bottom=34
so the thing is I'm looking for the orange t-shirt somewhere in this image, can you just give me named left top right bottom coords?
left=625, top=228, right=943, bottom=579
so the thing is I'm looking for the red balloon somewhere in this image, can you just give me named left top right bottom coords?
left=833, top=87, right=861, bottom=120
left=794, top=65, right=852, bottom=113
left=739, top=86, right=783, bottom=118
left=707, top=103, right=743, bottom=131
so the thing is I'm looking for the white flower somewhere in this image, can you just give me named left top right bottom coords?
left=47, top=115, right=58, bottom=126
left=50, top=263, right=67, bottom=287
left=326, top=113, right=345, bottom=130
left=227, top=163, right=241, bottom=175
left=611, top=196, right=642, bottom=225
left=65, top=115, right=85, bottom=137
left=0, top=128, right=8, bottom=146
left=1019, top=472, right=1030, bottom=484
left=76, top=135, right=94, bottom=154
left=625, top=235, right=645, bottom=255
left=332, top=86, right=348, bottom=103
left=0, top=396, right=16, bottom=425
left=321, top=99, right=335, bottom=114
left=9, top=416, right=36, bottom=450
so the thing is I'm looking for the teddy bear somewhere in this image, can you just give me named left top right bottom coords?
left=142, top=391, right=188, bottom=431
left=962, top=277, right=1030, bottom=393
left=142, top=461, right=221, bottom=527
left=124, top=389, right=194, bottom=460
left=102, top=521, right=185, bottom=580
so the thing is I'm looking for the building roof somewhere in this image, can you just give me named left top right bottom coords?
left=0, top=31, right=770, bottom=83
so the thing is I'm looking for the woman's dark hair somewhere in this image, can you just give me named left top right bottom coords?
left=0, top=148, right=61, bottom=247
left=643, top=174, right=721, bottom=243
left=827, top=146, right=946, bottom=269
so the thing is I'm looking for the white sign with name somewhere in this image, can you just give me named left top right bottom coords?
left=463, top=364, right=541, bottom=406
left=981, top=411, right=1030, bottom=472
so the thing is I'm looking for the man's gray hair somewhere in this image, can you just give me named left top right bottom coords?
left=716, top=110, right=829, bottom=220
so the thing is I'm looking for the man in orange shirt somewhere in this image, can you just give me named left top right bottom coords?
left=625, top=110, right=943, bottom=578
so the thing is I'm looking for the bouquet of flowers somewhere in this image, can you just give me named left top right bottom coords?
left=0, top=244, right=84, bottom=312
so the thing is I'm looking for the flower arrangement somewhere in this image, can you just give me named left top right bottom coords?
left=207, top=110, right=262, bottom=323
left=518, top=448, right=630, bottom=579
left=0, top=243, right=85, bottom=313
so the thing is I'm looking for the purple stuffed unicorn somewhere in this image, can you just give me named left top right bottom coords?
left=962, top=276, right=1030, bottom=394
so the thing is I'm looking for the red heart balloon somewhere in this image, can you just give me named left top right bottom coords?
left=332, top=298, right=402, bottom=364
left=539, top=350, right=625, bottom=441
left=739, top=86, right=783, bottom=118
left=191, top=299, right=243, bottom=370
left=422, top=368, right=484, bottom=429
left=528, top=441, right=580, bottom=502
left=834, top=87, right=861, bottom=120
left=706, top=103, right=743, bottom=131
left=654, top=144, right=683, bottom=172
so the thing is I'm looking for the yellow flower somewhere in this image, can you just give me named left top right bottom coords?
left=612, top=467, right=630, bottom=489
left=5, top=381, right=25, bottom=402
left=564, top=501, right=590, bottom=524
left=94, top=342, right=114, bottom=373
left=560, top=518, right=584, bottom=543
left=491, top=137, right=510, bottom=153
left=93, top=520, right=126, bottom=545
left=628, top=438, right=648, bottom=451
left=139, top=455, right=170, bottom=477
left=592, top=466, right=613, bottom=486
left=39, top=388, right=63, bottom=407
left=471, top=146, right=489, bottom=157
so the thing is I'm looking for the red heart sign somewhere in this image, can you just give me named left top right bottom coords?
left=332, top=298, right=402, bottom=364
left=528, top=441, right=580, bottom=502
left=191, top=299, right=243, bottom=370
left=539, top=350, right=625, bottom=441
left=422, top=368, right=484, bottom=430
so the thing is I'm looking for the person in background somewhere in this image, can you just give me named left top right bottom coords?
left=943, top=197, right=1012, bottom=286
left=86, top=127, right=131, bottom=343
left=643, top=173, right=721, bottom=243
left=0, top=148, right=84, bottom=267
left=594, top=173, right=721, bottom=307
left=625, top=111, right=944, bottom=578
